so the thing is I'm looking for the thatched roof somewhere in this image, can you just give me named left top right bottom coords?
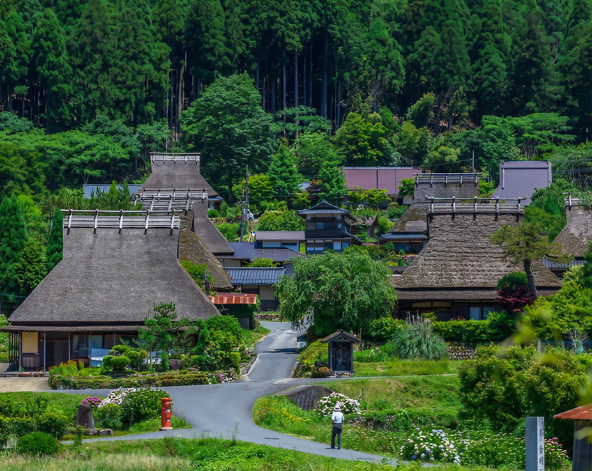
left=391, top=174, right=480, bottom=233
left=139, top=155, right=218, bottom=198
left=180, top=229, right=233, bottom=290
left=554, top=201, right=592, bottom=258
left=192, top=200, right=234, bottom=255
left=8, top=221, right=220, bottom=325
left=394, top=211, right=561, bottom=298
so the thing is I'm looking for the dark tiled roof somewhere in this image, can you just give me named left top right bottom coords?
left=493, top=161, right=552, bottom=205
left=255, top=231, right=305, bottom=241
left=297, top=200, right=352, bottom=217
left=380, top=232, right=428, bottom=241
left=228, top=242, right=306, bottom=263
left=9, top=225, right=221, bottom=325
left=320, top=330, right=362, bottom=344
left=225, top=267, right=286, bottom=286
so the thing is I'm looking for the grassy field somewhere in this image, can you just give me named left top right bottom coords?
left=353, top=359, right=460, bottom=377
left=0, top=437, right=415, bottom=470
left=254, top=376, right=462, bottom=458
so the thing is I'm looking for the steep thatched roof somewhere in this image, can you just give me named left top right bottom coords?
left=391, top=174, right=480, bottom=232
left=8, top=220, right=220, bottom=325
left=192, top=200, right=234, bottom=255
left=554, top=201, right=592, bottom=258
left=394, top=211, right=561, bottom=299
left=139, top=156, right=218, bottom=197
left=180, top=229, right=233, bottom=290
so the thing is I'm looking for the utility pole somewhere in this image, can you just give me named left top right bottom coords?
left=472, top=150, right=475, bottom=174
left=245, top=165, right=250, bottom=229
left=239, top=186, right=245, bottom=242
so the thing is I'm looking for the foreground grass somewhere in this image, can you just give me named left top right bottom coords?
left=353, top=359, right=460, bottom=377
left=0, top=437, right=402, bottom=470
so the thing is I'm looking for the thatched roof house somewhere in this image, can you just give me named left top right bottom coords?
left=389, top=173, right=480, bottom=234
left=394, top=199, right=561, bottom=320
left=2, top=212, right=220, bottom=371
left=135, top=153, right=234, bottom=257
left=554, top=196, right=592, bottom=258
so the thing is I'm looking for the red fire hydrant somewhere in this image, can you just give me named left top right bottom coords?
left=160, top=397, right=173, bottom=430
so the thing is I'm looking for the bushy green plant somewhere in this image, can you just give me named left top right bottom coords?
left=110, top=356, right=130, bottom=371
left=365, top=317, right=405, bottom=343
left=228, top=351, right=241, bottom=371
left=390, top=320, right=447, bottom=360
left=208, top=209, right=220, bottom=218
left=496, top=271, right=528, bottom=291
left=206, top=315, right=243, bottom=340
left=311, top=366, right=330, bottom=378
left=317, top=392, right=360, bottom=416
left=210, top=330, right=238, bottom=351
left=37, top=412, right=68, bottom=438
left=16, top=432, right=59, bottom=456
left=11, top=417, right=37, bottom=437
left=120, top=388, right=169, bottom=426
left=102, top=355, right=114, bottom=369
left=95, top=403, right=122, bottom=430
left=433, top=313, right=515, bottom=343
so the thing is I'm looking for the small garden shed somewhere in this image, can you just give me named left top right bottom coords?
left=554, top=404, right=592, bottom=471
left=320, top=330, right=361, bottom=375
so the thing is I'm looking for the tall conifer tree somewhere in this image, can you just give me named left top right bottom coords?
left=46, top=206, right=63, bottom=272
left=0, top=196, right=28, bottom=294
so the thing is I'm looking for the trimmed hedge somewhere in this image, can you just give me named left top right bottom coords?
left=433, top=316, right=514, bottom=344
left=50, top=371, right=211, bottom=389
left=16, top=432, right=59, bottom=456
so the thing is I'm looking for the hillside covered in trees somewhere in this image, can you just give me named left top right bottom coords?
left=2, top=0, right=592, bottom=196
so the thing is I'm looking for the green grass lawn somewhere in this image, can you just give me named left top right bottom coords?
left=0, top=437, right=422, bottom=470
left=353, top=359, right=461, bottom=377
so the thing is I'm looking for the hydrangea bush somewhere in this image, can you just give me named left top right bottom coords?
left=81, top=396, right=101, bottom=409
left=400, top=428, right=467, bottom=464
left=318, top=393, right=360, bottom=417
left=545, top=437, right=570, bottom=470
left=99, top=388, right=137, bottom=407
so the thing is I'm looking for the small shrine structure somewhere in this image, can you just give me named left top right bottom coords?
left=320, top=330, right=361, bottom=374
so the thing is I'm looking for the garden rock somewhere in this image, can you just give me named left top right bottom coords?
left=278, top=385, right=334, bottom=411
left=74, top=404, right=94, bottom=429
left=169, top=359, right=182, bottom=370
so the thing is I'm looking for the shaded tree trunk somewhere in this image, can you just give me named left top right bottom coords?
left=524, top=259, right=538, bottom=298
left=321, top=34, right=328, bottom=118
left=282, top=49, right=286, bottom=110
left=303, top=50, right=307, bottom=107
left=294, top=50, right=298, bottom=108
left=309, top=41, right=313, bottom=107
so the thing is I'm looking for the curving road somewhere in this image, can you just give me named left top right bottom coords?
left=63, top=322, right=397, bottom=464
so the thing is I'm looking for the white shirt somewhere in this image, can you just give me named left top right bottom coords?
left=332, top=411, right=344, bottom=424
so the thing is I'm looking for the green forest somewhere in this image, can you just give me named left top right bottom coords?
left=2, top=0, right=592, bottom=196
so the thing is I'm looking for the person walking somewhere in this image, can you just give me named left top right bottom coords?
left=331, top=404, right=344, bottom=449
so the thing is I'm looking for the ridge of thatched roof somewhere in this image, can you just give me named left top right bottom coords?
left=394, top=212, right=561, bottom=291
left=554, top=201, right=592, bottom=258
left=8, top=225, right=220, bottom=324
left=180, top=229, right=234, bottom=290
left=139, top=158, right=218, bottom=198
left=192, top=201, right=234, bottom=255
left=390, top=176, right=480, bottom=233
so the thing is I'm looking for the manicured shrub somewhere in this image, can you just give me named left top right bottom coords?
left=228, top=351, right=241, bottom=371
left=102, top=355, right=114, bottom=368
left=11, top=416, right=37, bottom=438
left=208, top=209, right=220, bottom=218
left=206, top=315, right=243, bottom=340
left=110, top=356, right=130, bottom=372
left=390, top=320, right=447, bottom=361
left=211, top=330, right=238, bottom=351
left=37, top=412, right=68, bottom=439
left=95, top=403, right=122, bottom=430
left=120, top=388, right=169, bottom=426
left=16, top=432, right=59, bottom=456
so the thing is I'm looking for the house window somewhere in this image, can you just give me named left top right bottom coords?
left=73, top=335, right=104, bottom=357
left=469, top=307, right=496, bottom=321
left=315, top=221, right=333, bottom=230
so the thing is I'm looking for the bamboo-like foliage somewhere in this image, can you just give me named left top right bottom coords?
left=389, top=316, right=447, bottom=361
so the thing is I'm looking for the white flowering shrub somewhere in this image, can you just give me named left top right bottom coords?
left=317, top=392, right=360, bottom=417
left=400, top=429, right=468, bottom=464
left=98, top=387, right=137, bottom=408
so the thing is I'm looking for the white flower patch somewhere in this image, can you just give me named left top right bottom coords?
left=317, top=392, right=361, bottom=416
left=98, top=387, right=138, bottom=407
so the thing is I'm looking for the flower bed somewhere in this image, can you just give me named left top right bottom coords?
left=317, top=393, right=361, bottom=416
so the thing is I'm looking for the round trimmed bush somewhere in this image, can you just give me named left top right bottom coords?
left=206, top=316, right=242, bottom=340
left=120, top=388, right=169, bottom=426
left=102, top=355, right=114, bottom=368
left=110, top=356, right=130, bottom=372
left=16, top=432, right=59, bottom=456
left=38, top=412, right=68, bottom=439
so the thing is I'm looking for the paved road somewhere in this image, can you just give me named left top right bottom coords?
left=59, top=322, right=398, bottom=464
